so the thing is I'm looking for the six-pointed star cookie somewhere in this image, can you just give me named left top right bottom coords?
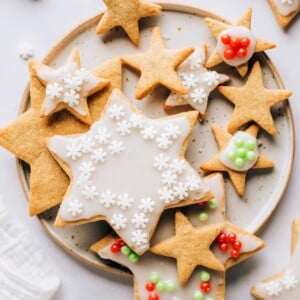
left=32, top=48, right=109, bottom=124
left=164, top=45, right=230, bottom=120
left=96, top=0, right=161, bottom=45
left=252, top=220, right=300, bottom=299
left=48, top=89, right=213, bottom=255
left=200, top=124, right=274, bottom=196
left=218, top=61, right=292, bottom=136
left=122, top=27, right=194, bottom=99
left=0, top=58, right=122, bottom=215
left=205, top=8, right=276, bottom=77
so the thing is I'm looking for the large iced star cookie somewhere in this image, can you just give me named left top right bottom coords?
left=48, top=89, right=212, bottom=254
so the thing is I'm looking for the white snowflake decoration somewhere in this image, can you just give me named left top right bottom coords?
left=18, top=42, right=34, bottom=61
left=95, top=127, right=111, bottom=145
left=63, top=89, right=80, bottom=107
left=173, top=182, right=188, bottom=200
left=108, top=140, right=125, bottom=155
left=116, top=120, right=132, bottom=136
left=185, top=175, right=202, bottom=191
left=265, top=281, right=283, bottom=297
left=153, top=154, right=170, bottom=171
left=80, top=137, right=95, bottom=153
left=111, top=214, right=127, bottom=230
left=117, top=194, right=133, bottom=210
left=91, top=148, right=107, bottom=163
left=46, top=83, right=63, bottom=100
left=108, top=104, right=125, bottom=121
left=281, top=0, right=294, bottom=5
left=203, top=71, right=221, bottom=87
left=161, top=170, right=177, bottom=187
left=170, top=159, right=186, bottom=175
left=100, top=190, right=116, bottom=208
left=67, top=199, right=83, bottom=217
left=79, top=161, right=95, bottom=177
left=66, top=142, right=82, bottom=160
left=282, top=270, right=299, bottom=290
left=156, top=134, right=172, bottom=150
left=64, top=74, right=82, bottom=92
left=158, top=187, right=175, bottom=204
left=130, top=114, right=144, bottom=129
left=181, top=73, right=198, bottom=89
left=141, top=125, right=157, bottom=140
left=191, top=88, right=207, bottom=104
left=75, top=68, right=91, bottom=83
left=131, top=213, right=149, bottom=229
left=138, top=197, right=155, bottom=213
left=131, top=230, right=148, bottom=246
left=165, top=123, right=181, bottom=140
left=81, top=184, right=99, bottom=200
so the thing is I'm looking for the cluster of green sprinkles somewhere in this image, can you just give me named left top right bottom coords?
left=198, top=198, right=218, bottom=223
left=149, top=272, right=177, bottom=292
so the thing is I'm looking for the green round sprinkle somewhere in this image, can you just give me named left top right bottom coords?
left=234, top=157, right=245, bottom=168
left=121, top=245, right=131, bottom=256
left=208, top=199, right=218, bottom=209
left=198, top=212, right=209, bottom=222
left=245, top=139, right=256, bottom=150
left=227, top=150, right=237, bottom=161
left=237, top=147, right=247, bottom=158
left=200, top=270, right=211, bottom=282
left=234, top=138, right=244, bottom=148
left=193, top=290, right=204, bottom=300
left=157, top=281, right=167, bottom=292
left=128, top=252, right=139, bottom=263
left=149, top=272, right=160, bottom=284
left=165, top=280, right=177, bottom=292
left=246, top=150, right=256, bottom=161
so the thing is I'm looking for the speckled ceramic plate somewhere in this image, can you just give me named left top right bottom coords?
left=17, top=1, right=294, bottom=275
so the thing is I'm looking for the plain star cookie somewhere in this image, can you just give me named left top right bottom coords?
left=122, top=27, right=194, bottom=99
left=96, top=0, right=161, bottom=45
left=164, top=45, right=230, bottom=120
left=205, top=8, right=276, bottom=77
left=252, top=220, right=300, bottom=299
left=268, top=0, right=299, bottom=28
left=0, top=58, right=122, bottom=215
left=32, top=48, right=109, bottom=124
left=48, top=89, right=212, bottom=254
left=218, top=61, right=292, bottom=136
left=200, top=124, right=274, bottom=196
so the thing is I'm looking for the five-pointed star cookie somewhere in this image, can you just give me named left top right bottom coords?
left=122, top=27, right=194, bottom=99
left=164, top=45, right=230, bottom=120
left=218, top=61, right=293, bottom=136
left=252, top=220, right=300, bottom=299
left=0, top=58, right=123, bottom=215
left=200, top=124, right=274, bottom=196
left=32, top=48, right=109, bottom=125
left=96, top=0, right=161, bottom=46
left=48, top=89, right=213, bottom=255
left=205, top=8, right=276, bottom=77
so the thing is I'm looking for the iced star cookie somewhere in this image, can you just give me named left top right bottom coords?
left=268, top=0, right=299, bottom=28
left=0, top=58, right=122, bottom=215
left=200, top=124, right=274, bottom=196
left=164, top=45, right=230, bottom=121
left=96, top=0, right=161, bottom=46
left=48, top=89, right=212, bottom=254
left=218, top=61, right=292, bottom=136
left=252, top=220, right=300, bottom=299
left=122, top=27, right=194, bottom=99
left=32, top=48, right=109, bottom=124
left=204, top=8, right=276, bottom=77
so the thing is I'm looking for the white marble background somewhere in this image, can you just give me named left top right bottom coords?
left=0, top=0, right=299, bottom=299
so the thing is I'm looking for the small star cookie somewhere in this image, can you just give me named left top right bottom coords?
left=200, top=124, right=274, bottom=196
left=218, top=61, right=292, bottom=136
left=122, top=27, right=194, bottom=99
left=252, top=220, right=300, bottom=299
left=96, top=0, right=161, bottom=46
left=164, top=45, right=230, bottom=120
left=205, top=8, right=276, bottom=77
left=32, top=48, right=109, bottom=124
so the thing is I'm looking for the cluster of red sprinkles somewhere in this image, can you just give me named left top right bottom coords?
left=221, top=34, right=251, bottom=60
left=217, top=232, right=243, bottom=258
left=145, top=283, right=159, bottom=300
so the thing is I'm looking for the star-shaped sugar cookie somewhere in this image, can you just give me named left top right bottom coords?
left=48, top=89, right=213, bottom=255
left=218, top=61, right=292, bottom=136
left=252, top=220, right=300, bottom=299
left=200, top=124, right=274, bottom=196
left=96, top=0, right=161, bottom=46
left=205, top=8, right=276, bottom=77
left=164, top=45, right=230, bottom=120
left=0, top=58, right=122, bottom=215
left=122, top=27, right=194, bottom=99
left=32, top=48, right=109, bottom=125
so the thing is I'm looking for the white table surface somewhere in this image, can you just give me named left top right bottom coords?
left=0, top=0, right=299, bottom=299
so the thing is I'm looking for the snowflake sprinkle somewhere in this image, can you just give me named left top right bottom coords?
left=67, top=199, right=83, bottom=216
left=81, top=184, right=99, bottom=200
left=153, top=154, right=170, bottom=171
left=95, top=127, right=111, bottom=145
left=161, top=170, right=177, bottom=187
left=141, top=125, right=157, bottom=140
left=173, top=182, right=188, bottom=200
left=116, top=120, right=132, bottom=136
left=111, top=214, right=127, bottom=230
left=91, top=148, right=107, bottom=164
left=131, top=230, right=148, bottom=246
left=131, top=213, right=149, bottom=229
left=203, top=71, right=221, bottom=87
left=117, top=194, right=134, bottom=210
left=156, top=134, right=172, bottom=150
left=100, top=190, right=116, bottom=208
left=138, top=197, right=155, bottom=213
left=108, top=140, right=125, bottom=155
left=66, top=142, right=82, bottom=160
left=108, top=104, right=125, bottom=121
left=158, top=187, right=175, bottom=204
left=165, top=123, right=181, bottom=140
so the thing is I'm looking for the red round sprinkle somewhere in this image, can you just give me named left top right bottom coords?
left=219, top=242, right=229, bottom=252
left=110, top=243, right=120, bottom=254
left=230, top=37, right=241, bottom=49
left=231, top=249, right=240, bottom=259
left=145, top=282, right=156, bottom=292
left=148, top=292, right=159, bottom=300
left=233, top=241, right=242, bottom=251
left=200, top=281, right=211, bottom=293
left=237, top=48, right=247, bottom=58
left=116, top=238, right=125, bottom=247
left=228, top=233, right=237, bottom=243
left=217, top=233, right=227, bottom=244
left=240, top=37, right=250, bottom=47
left=221, top=34, right=231, bottom=45
left=224, top=49, right=235, bottom=60
left=198, top=202, right=207, bottom=208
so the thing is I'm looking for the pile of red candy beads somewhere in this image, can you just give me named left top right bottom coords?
left=220, top=34, right=251, bottom=60
left=217, top=232, right=243, bottom=258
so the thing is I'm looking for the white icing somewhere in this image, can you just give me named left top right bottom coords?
left=49, top=89, right=209, bottom=254
left=36, top=51, right=103, bottom=116
left=219, top=131, right=258, bottom=172
left=166, top=48, right=229, bottom=115
left=274, top=0, right=299, bottom=16
left=217, top=26, right=256, bottom=67
left=18, top=42, right=34, bottom=60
